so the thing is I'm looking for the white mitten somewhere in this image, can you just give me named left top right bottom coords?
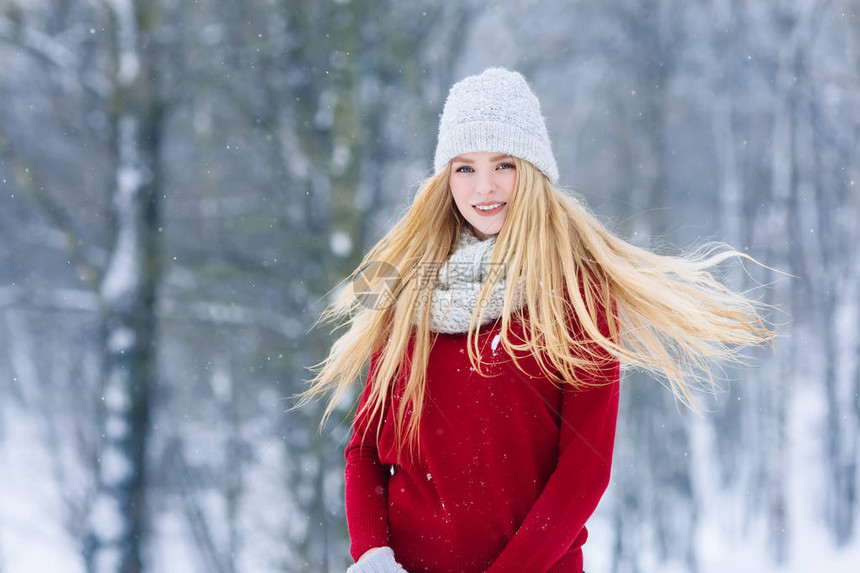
left=346, top=546, right=409, bottom=573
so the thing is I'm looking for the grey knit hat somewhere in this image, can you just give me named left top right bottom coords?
left=434, top=67, right=559, bottom=183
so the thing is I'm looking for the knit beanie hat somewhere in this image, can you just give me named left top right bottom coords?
left=434, top=67, right=559, bottom=183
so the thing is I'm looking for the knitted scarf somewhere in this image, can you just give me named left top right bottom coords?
left=414, top=229, right=525, bottom=334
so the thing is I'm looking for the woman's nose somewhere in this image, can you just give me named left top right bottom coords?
left=475, top=170, right=495, bottom=193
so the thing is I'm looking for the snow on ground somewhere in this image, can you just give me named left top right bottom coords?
left=0, top=404, right=83, bottom=573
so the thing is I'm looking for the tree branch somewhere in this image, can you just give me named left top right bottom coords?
left=0, top=128, right=104, bottom=290
left=0, top=14, right=110, bottom=100
left=0, top=286, right=306, bottom=340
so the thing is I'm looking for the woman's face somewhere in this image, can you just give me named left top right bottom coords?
left=449, top=151, right=517, bottom=240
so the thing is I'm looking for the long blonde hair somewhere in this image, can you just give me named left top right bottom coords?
left=291, top=157, right=776, bottom=466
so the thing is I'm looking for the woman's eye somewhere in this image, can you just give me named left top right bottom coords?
left=454, top=163, right=513, bottom=173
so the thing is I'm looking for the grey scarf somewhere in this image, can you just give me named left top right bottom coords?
left=414, top=229, right=525, bottom=334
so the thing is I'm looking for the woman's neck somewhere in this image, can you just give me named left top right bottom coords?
left=466, top=226, right=496, bottom=241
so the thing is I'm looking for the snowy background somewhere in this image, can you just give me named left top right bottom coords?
left=0, top=0, right=858, bottom=572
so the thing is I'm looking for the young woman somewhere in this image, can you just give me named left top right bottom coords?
left=294, top=67, right=774, bottom=573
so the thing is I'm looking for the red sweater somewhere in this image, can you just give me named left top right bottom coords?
left=344, top=306, right=621, bottom=573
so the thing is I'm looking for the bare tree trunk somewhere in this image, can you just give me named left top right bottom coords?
left=756, top=3, right=803, bottom=563
left=613, top=1, right=700, bottom=570
left=708, top=0, right=750, bottom=494
left=85, top=1, right=165, bottom=572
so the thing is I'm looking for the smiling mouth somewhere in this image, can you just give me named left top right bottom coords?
left=474, top=202, right=506, bottom=211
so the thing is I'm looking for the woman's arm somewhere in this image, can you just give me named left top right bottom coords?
left=344, top=351, right=391, bottom=562
left=486, top=297, right=622, bottom=573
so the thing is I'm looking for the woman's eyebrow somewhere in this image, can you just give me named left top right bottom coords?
left=452, top=154, right=513, bottom=163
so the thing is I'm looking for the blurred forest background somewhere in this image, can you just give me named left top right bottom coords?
left=0, top=0, right=858, bottom=572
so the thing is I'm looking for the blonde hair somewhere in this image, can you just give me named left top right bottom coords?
left=290, top=157, right=776, bottom=466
